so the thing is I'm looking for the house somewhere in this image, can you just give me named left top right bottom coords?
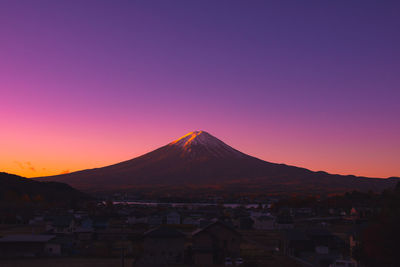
left=199, top=219, right=213, bottom=228
left=0, top=235, right=60, bottom=257
left=29, top=216, right=45, bottom=225
left=283, top=228, right=344, bottom=267
left=73, top=211, right=88, bottom=220
left=238, top=216, right=254, bottom=230
left=295, top=207, right=313, bottom=217
left=138, top=226, right=186, bottom=266
left=306, top=228, right=344, bottom=254
left=183, top=217, right=200, bottom=226
left=348, top=223, right=368, bottom=261
left=330, top=259, right=357, bottom=267
left=126, top=214, right=147, bottom=225
left=49, top=236, right=76, bottom=256
left=253, top=215, right=275, bottom=230
left=52, top=216, right=76, bottom=234
left=275, top=212, right=294, bottom=229
left=147, top=214, right=163, bottom=226
left=349, top=206, right=374, bottom=220
left=192, top=220, right=242, bottom=266
left=74, top=227, right=94, bottom=242
left=96, top=228, right=137, bottom=241
left=166, top=211, right=181, bottom=224
left=92, top=217, right=109, bottom=230
left=80, top=217, right=93, bottom=229
left=282, top=229, right=312, bottom=257
left=250, top=211, right=271, bottom=218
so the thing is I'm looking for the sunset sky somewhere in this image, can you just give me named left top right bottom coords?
left=1, top=0, right=399, bottom=178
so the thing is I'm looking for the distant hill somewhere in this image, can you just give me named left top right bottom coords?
left=0, top=172, right=90, bottom=203
left=35, top=131, right=399, bottom=195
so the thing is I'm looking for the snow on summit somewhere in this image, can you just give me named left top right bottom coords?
left=169, top=131, right=244, bottom=158
left=170, top=131, right=217, bottom=147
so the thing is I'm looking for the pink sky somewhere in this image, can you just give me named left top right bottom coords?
left=1, top=1, right=399, bottom=178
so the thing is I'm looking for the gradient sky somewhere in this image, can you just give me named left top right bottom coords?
left=1, top=0, right=399, bottom=178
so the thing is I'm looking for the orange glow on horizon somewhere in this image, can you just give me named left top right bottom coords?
left=2, top=129, right=398, bottom=179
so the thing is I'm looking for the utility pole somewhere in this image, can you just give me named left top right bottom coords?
left=121, top=247, right=125, bottom=267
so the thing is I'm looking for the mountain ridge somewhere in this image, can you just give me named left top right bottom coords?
left=35, top=131, right=399, bottom=194
left=0, top=172, right=90, bottom=203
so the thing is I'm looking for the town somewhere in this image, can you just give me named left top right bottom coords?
left=1, top=1, right=399, bottom=266
left=2, top=184, right=399, bottom=267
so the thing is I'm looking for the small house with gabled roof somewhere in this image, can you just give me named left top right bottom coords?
left=191, top=220, right=242, bottom=266
left=139, top=226, right=186, bottom=266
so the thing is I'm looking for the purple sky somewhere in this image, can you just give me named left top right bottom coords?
left=1, top=0, right=399, bottom=178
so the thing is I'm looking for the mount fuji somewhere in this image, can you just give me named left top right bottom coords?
left=35, top=131, right=399, bottom=194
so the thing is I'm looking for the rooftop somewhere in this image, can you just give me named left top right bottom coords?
left=0, top=235, right=55, bottom=243
left=144, top=226, right=186, bottom=238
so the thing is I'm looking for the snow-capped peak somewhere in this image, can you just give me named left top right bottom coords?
left=169, top=131, right=244, bottom=158
left=170, top=131, right=215, bottom=147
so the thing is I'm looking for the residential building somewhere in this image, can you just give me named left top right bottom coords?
left=192, top=220, right=242, bottom=266
left=139, top=226, right=186, bottom=266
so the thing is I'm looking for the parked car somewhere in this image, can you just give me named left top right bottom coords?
left=225, top=257, right=233, bottom=266
left=235, top=257, right=244, bottom=265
